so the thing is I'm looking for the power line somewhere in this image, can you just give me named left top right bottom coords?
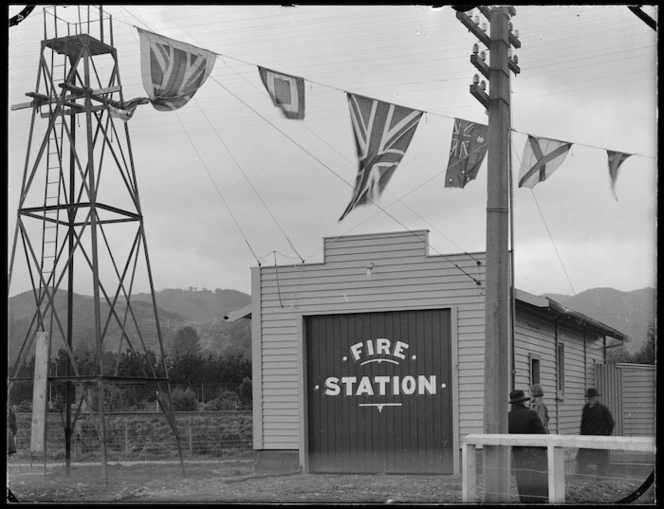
left=510, top=140, right=577, bottom=296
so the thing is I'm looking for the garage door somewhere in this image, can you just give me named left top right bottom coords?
left=305, top=309, right=453, bottom=474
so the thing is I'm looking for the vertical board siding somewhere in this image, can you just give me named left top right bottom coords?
left=618, top=364, right=656, bottom=437
left=595, top=364, right=623, bottom=436
left=258, top=231, right=485, bottom=451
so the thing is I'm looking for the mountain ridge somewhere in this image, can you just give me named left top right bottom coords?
left=541, top=287, right=655, bottom=353
left=8, top=286, right=653, bottom=360
left=8, top=288, right=251, bottom=361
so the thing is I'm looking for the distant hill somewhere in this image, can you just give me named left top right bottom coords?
left=132, top=288, right=250, bottom=323
left=541, top=287, right=655, bottom=353
left=8, top=288, right=252, bottom=362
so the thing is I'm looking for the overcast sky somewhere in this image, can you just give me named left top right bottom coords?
left=7, top=5, right=657, bottom=299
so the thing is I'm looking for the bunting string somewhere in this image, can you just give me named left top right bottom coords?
left=110, top=10, right=651, bottom=282
left=112, top=11, right=654, bottom=161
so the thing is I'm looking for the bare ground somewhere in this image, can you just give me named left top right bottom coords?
left=6, top=456, right=655, bottom=504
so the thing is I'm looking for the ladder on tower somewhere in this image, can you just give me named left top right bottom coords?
left=38, top=52, right=68, bottom=331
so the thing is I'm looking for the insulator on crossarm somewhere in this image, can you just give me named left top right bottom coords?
left=481, top=22, right=488, bottom=32
left=508, top=21, right=513, bottom=31
left=508, top=49, right=512, bottom=58
left=513, top=54, right=519, bottom=65
left=473, top=15, right=480, bottom=24
left=473, top=74, right=480, bottom=85
left=514, top=29, right=519, bottom=39
left=480, top=80, right=486, bottom=91
left=472, top=43, right=479, bottom=54
left=480, top=50, right=486, bottom=61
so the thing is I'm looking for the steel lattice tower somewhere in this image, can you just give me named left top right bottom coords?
left=8, top=6, right=185, bottom=481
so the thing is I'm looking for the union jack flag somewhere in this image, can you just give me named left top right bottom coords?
left=138, top=28, right=217, bottom=112
left=444, top=118, right=488, bottom=188
left=339, top=94, right=423, bottom=221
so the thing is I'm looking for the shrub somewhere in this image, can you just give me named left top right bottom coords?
left=238, top=377, right=252, bottom=405
left=204, top=389, right=239, bottom=411
left=170, top=387, right=198, bottom=411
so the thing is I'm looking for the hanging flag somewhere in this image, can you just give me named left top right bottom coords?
left=518, top=135, right=573, bottom=188
left=606, top=150, right=632, bottom=200
left=109, top=97, right=150, bottom=122
left=137, top=27, right=216, bottom=112
left=445, top=118, right=488, bottom=188
left=258, top=66, right=305, bottom=119
left=339, top=94, right=423, bottom=222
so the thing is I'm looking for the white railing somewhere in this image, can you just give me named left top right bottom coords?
left=462, top=434, right=655, bottom=503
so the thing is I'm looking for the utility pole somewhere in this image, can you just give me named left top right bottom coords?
left=456, top=6, right=521, bottom=503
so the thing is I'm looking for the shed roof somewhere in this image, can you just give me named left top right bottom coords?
left=515, top=289, right=627, bottom=341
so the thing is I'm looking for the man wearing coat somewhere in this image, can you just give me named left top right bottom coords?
left=577, top=387, right=615, bottom=477
left=508, top=389, right=548, bottom=503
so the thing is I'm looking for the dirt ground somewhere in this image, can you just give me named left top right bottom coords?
left=6, top=456, right=655, bottom=504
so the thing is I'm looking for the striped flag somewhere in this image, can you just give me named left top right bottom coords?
left=137, top=28, right=216, bottom=112
left=607, top=150, right=632, bottom=200
left=445, top=118, right=488, bottom=188
left=518, top=135, right=573, bottom=188
left=258, top=66, right=305, bottom=119
left=339, top=94, right=423, bottom=221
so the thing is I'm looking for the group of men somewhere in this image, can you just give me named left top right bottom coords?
left=508, top=385, right=615, bottom=503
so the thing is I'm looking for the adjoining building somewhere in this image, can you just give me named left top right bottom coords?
left=228, top=230, right=627, bottom=474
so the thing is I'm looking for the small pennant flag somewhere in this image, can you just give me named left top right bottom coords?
left=445, top=118, right=488, bottom=188
left=137, top=28, right=216, bottom=112
left=607, top=150, right=632, bottom=200
left=109, top=97, right=150, bottom=122
left=339, top=93, right=423, bottom=222
left=518, top=135, right=573, bottom=188
left=258, top=66, right=305, bottom=119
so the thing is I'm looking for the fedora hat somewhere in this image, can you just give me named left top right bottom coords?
left=585, top=388, right=600, bottom=398
left=509, top=390, right=530, bottom=404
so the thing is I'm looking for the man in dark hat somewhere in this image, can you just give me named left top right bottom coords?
left=577, top=388, right=614, bottom=477
left=508, top=389, right=548, bottom=503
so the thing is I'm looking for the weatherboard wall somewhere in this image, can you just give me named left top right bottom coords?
left=251, top=230, right=487, bottom=465
left=513, top=309, right=607, bottom=435
left=513, top=311, right=558, bottom=430
left=250, top=229, right=618, bottom=473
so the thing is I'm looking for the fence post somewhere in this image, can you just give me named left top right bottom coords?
left=547, top=445, right=566, bottom=503
left=462, top=442, right=477, bottom=503
left=124, top=418, right=129, bottom=454
left=188, top=423, right=193, bottom=454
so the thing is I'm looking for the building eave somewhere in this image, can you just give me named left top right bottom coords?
left=514, top=288, right=628, bottom=342
left=223, top=303, right=252, bottom=322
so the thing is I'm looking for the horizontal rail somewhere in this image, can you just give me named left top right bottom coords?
left=463, top=433, right=655, bottom=452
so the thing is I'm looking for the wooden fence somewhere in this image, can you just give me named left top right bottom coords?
left=462, top=434, right=655, bottom=503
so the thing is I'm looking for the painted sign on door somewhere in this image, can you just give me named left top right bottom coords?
left=306, top=309, right=453, bottom=474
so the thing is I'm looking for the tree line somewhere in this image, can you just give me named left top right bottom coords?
left=10, top=326, right=251, bottom=411
left=606, top=322, right=656, bottom=365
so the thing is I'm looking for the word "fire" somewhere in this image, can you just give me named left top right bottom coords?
left=350, top=338, right=409, bottom=361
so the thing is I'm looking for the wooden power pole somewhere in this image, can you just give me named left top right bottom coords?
left=456, top=6, right=521, bottom=503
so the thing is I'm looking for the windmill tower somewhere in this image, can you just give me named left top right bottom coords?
left=8, top=6, right=185, bottom=481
